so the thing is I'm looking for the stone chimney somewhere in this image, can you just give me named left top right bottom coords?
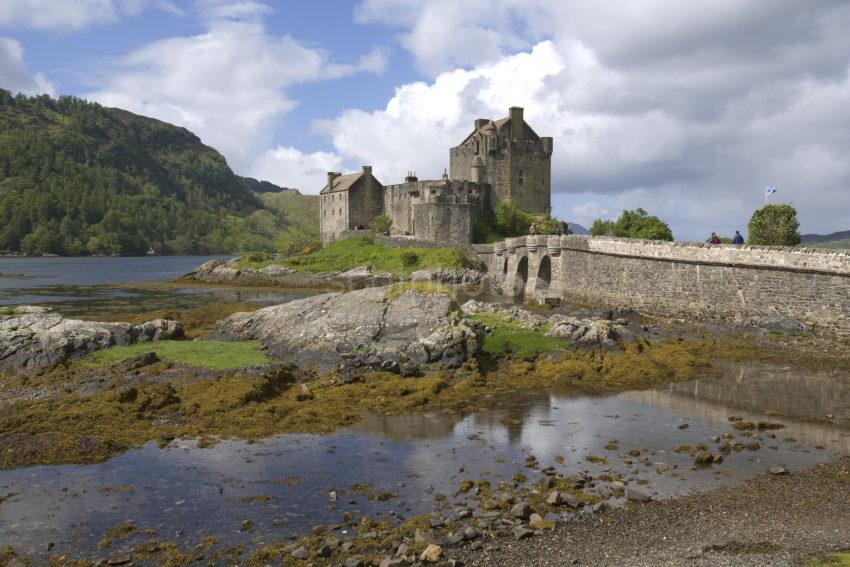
left=474, top=118, right=488, bottom=130
left=541, top=136, right=553, bottom=157
left=509, top=106, right=524, bottom=139
left=405, top=171, right=418, bottom=183
left=326, top=171, right=340, bottom=189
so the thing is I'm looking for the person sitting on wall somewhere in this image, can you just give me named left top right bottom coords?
left=706, top=232, right=721, bottom=245
left=529, top=223, right=536, bottom=235
left=732, top=230, right=744, bottom=245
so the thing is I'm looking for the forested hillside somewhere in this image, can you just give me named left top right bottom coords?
left=0, top=90, right=315, bottom=255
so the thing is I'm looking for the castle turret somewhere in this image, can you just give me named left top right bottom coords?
left=470, top=155, right=485, bottom=183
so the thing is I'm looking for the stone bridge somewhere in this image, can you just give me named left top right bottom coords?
left=473, top=235, right=850, bottom=338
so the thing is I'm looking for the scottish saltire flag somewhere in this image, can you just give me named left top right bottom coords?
left=766, top=186, right=777, bottom=195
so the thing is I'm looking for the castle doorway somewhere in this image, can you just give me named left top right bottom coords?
left=536, top=256, right=551, bottom=291
left=515, top=256, right=528, bottom=296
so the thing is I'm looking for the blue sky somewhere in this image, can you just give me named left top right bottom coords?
left=2, top=0, right=850, bottom=240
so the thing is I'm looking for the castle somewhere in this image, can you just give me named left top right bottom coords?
left=319, top=106, right=553, bottom=245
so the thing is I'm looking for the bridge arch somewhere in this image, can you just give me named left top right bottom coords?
left=515, top=256, right=529, bottom=296
left=535, top=255, right=551, bottom=292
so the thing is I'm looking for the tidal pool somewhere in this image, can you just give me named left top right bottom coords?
left=0, top=362, right=846, bottom=563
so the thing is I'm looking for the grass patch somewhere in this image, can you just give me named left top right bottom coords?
left=471, top=312, right=566, bottom=360
left=808, top=552, right=850, bottom=566
left=387, top=281, right=453, bottom=302
left=77, top=340, right=269, bottom=370
left=0, top=307, right=18, bottom=317
left=244, top=236, right=476, bottom=277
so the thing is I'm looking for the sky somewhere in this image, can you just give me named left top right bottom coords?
left=2, top=0, right=849, bottom=240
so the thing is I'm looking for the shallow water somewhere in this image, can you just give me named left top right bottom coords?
left=0, top=362, right=846, bottom=562
left=0, top=255, right=310, bottom=317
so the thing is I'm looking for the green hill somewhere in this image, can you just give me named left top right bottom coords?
left=0, top=90, right=317, bottom=255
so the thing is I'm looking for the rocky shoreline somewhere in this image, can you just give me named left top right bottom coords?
left=0, top=306, right=183, bottom=372
left=184, top=258, right=487, bottom=289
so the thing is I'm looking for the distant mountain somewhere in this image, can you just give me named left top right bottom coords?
left=801, top=230, right=850, bottom=243
left=240, top=176, right=295, bottom=194
left=567, top=223, right=589, bottom=235
left=0, top=90, right=321, bottom=256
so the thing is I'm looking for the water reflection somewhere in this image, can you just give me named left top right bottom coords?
left=1, top=361, right=846, bottom=563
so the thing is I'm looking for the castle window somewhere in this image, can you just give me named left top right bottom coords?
left=339, top=208, right=342, bottom=216
left=518, top=170, right=525, bottom=186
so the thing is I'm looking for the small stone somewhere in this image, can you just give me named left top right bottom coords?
left=448, top=532, right=464, bottom=546
left=420, top=543, right=443, bottom=563
left=545, top=491, right=564, bottom=505
left=510, top=501, right=531, bottom=520
left=291, top=546, right=309, bottom=560
left=341, top=541, right=356, bottom=553
left=563, top=494, right=582, bottom=508
left=344, top=559, right=364, bottom=567
left=626, top=488, right=651, bottom=502
left=296, top=382, right=314, bottom=401
left=396, top=542, right=410, bottom=556
left=693, top=451, right=715, bottom=467
left=329, top=490, right=338, bottom=501
left=240, top=519, right=253, bottom=532
left=513, top=526, right=534, bottom=540
left=317, top=544, right=333, bottom=557
left=469, top=541, right=483, bottom=551
left=769, top=465, right=788, bottom=475
left=107, top=556, right=132, bottom=566
left=463, top=526, right=478, bottom=540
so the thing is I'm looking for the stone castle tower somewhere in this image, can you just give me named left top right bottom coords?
left=319, top=106, right=552, bottom=245
left=449, top=106, right=553, bottom=212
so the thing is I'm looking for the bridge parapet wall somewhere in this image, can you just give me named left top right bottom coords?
left=474, top=235, right=850, bottom=337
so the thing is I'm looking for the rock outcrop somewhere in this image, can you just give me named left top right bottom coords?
left=185, top=258, right=397, bottom=288
left=213, top=286, right=480, bottom=375
left=411, top=268, right=486, bottom=286
left=461, top=300, right=626, bottom=350
left=0, top=308, right=183, bottom=372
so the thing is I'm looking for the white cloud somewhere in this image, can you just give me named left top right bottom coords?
left=0, top=37, right=54, bottom=95
left=250, top=146, right=345, bottom=193
left=320, top=0, right=850, bottom=239
left=87, top=12, right=387, bottom=172
left=0, top=0, right=171, bottom=31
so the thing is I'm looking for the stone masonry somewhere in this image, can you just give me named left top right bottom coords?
left=475, top=235, right=850, bottom=338
left=319, top=107, right=553, bottom=245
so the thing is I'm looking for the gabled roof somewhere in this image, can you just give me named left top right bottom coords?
left=456, top=116, right=541, bottom=147
left=320, top=172, right=362, bottom=194
left=319, top=170, right=384, bottom=194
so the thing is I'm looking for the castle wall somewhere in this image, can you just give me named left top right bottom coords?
left=414, top=202, right=476, bottom=245
left=478, top=236, right=850, bottom=338
left=348, top=176, right=383, bottom=231
left=320, top=191, right=349, bottom=244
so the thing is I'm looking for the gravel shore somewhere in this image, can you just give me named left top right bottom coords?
left=457, top=456, right=850, bottom=567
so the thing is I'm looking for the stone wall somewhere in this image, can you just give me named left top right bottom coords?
left=477, top=235, right=850, bottom=338
left=320, top=191, right=349, bottom=244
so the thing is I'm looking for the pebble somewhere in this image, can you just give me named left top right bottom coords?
left=769, top=465, right=788, bottom=475
left=510, top=501, right=531, bottom=520
left=291, top=546, right=309, bottom=560
left=420, top=543, right=443, bottom=562
left=513, top=526, right=535, bottom=540
left=626, top=488, right=652, bottom=502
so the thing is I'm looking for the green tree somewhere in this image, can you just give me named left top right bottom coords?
left=747, top=203, right=800, bottom=246
left=275, top=226, right=321, bottom=256
left=494, top=200, right=531, bottom=235
left=371, top=213, right=392, bottom=236
left=590, top=208, right=673, bottom=241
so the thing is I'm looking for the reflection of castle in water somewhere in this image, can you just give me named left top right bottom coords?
left=665, top=361, right=849, bottom=423
left=623, top=362, right=850, bottom=452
